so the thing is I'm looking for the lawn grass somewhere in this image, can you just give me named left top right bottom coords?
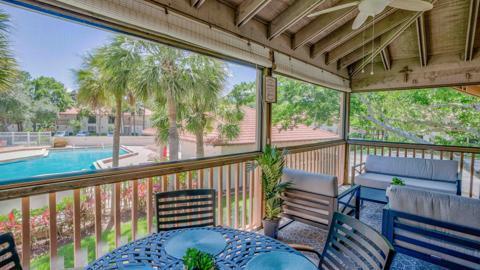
left=30, top=193, right=251, bottom=269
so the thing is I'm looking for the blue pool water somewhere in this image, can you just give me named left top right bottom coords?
left=0, top=148, right=127, bottom=184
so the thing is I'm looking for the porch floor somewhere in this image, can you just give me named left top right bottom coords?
left=277, top=201, right=446, bottom=270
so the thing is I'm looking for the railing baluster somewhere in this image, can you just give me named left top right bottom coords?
left=161, top=175, right=168, bottom=191
left=174, top=174, right=180, bottom=190
left=21, top=197, right=30, bottom=269
left=132, top=180, right=138, bottom=240
left=234, top=163, right=240, bottom=229
left=248, top=162, right=254, bottom=229
left=226, top=165, right=231, bottom=227
left=114, top=183, right=121, bottom=247
left=450, top=152, right=454, bottom=160
left=242, top=162, right=247, bottom=229
left=217, top=166, right=223, bottom=226
left=470, top=154, right=475, bottom=198
left=94, top=186, right=102, bottom=258
left=440, top=151, right=444, bottom=160
left=73, top=189, right=81, bottom=267
left=49, top=193, right=57, bottom=269
left=388, top=147, right=392, bottom=157
left=147, top=178, right=153, bottom=234
left=209, top=167, right=214, bottom=188
left=187, top=171, right=193, bottom=189
left=199, top=169, right=204, bottom=188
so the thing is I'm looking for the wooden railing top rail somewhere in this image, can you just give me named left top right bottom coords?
left=348, top=139, right=480, bottom=154
left=280, top=139, right=346, bottom=154
left=0, top=151, right=261, bottom=201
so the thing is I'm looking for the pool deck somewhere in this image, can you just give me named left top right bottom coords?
left=0, top=148, right=48, bottom=163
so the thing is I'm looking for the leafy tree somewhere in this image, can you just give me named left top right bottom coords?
left=31, top=76, right=73, bottom=112
left=133, top=42, right=188, bottom=161
left=350, top=88, right=480, bottom=146
left=226, top=82, right=256, bottom=108
left=0, top=10, right=17, bottom=93
left=182, top=54, right=227, bottom=157
left=273, top=76, right=340, bottom=130
left=0, top=72, right=31, bottom=131
left=76, top=36, right=141, bottom=167
left=30, top=98, right=58, bottom=131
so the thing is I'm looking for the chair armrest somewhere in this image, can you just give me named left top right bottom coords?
left=351, top=162, right=365, bottom=185
left=289, top=243, right=322, bottom=267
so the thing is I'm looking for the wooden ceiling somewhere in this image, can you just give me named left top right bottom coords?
left=155, top=0, right=480, bottom=91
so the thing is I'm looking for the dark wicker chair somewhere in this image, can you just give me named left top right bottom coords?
left=0, top=232, right=22, bottom=270
left=155, top=189, right=216, bottom=232
left=292, top=212, right=395, bottom=270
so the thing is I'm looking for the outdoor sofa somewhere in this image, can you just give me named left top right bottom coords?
left=383, top=186, right=480, bottom=269
left=280, top=168, right=359, bottom=231
left=352, top=155, right=461, bottom=203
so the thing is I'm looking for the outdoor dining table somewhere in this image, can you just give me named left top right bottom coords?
left=86, top=226, right=317, bottom=270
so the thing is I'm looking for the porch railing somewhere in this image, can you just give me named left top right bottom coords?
left=348, top=140, right=480, bottom=198
left=0, top=140, right=347, bottom=269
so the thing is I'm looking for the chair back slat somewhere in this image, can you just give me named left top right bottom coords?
left=155, top=189, right=216, bottom=232
left=0, top=233, right=22, bottom=270
left=320, top=213, right=395, bottom=270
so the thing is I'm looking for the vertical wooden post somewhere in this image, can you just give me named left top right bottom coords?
left=21, top=197, right=30, bottom=269
left=209, top=168, right=214, bottom=188
left=114, top=183, right=121, bottom=248
left=131, top=180, right=138, bottom=240
left=342, top=93, right=350, bottom=185
left=94, top=186, right=102, bottom=258
left=234, top=163, right=240, bottom=229
left=242, top=162, right=247, bottom=229
left=147, top=178, right=153, bottom=234
left=217, top=166, right=223, bottom=226
left=49, top=193, right=57, bottom=270
left=226, top=165, right=231, bottom=227
left=73, top=189, right=81, bottom=267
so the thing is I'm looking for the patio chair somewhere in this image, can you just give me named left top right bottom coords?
left=0, top=232, right=22, bottom=270
left=155, top=189, right=216, bottom=232
left=292, top=212, right=395, bottom=270
left=383, top=186, right=480, bottom=269
left=280, top=168, right=360, bottom=231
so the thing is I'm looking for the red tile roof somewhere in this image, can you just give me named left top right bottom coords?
left=144, top=107, right=338, bottom=145
left=59, top=107, right=152, bottom=116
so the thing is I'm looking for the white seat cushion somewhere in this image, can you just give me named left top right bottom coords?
left=355, top=173, right=457, bottom=194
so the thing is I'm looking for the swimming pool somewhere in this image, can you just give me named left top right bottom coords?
left=0, top=148, right=127, bottom=184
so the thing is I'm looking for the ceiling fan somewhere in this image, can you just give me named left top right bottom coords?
left=307, top=0, right=433, bottom=30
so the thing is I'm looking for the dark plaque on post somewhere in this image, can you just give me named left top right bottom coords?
left=264, top=76, right=277, bottom=103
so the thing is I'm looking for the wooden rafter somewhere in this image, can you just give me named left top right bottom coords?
left=350, top=0, right=437, bottom=77
left=236, top=0, right=271, bottom=27
left=380, top=47, right=391, bottom=70
left=416, top=14, right=428, bottom=67
left=310, top=8, right=396, bottom=59
left=191, top=0, right=207, bottom=8
left=292, top=0, right=357, bottom=50
left=465, top=0, right=480, bottom=61
left=327, top=10, right=415, bottom=65
left=455, top=86, right=480, bottom=97
left=268, top=0, right=326, bottom=40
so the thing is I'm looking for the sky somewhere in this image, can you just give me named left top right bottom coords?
left=0, top=1, right=256, bottom=92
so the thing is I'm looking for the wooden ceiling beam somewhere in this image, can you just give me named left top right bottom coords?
left=350, top=0, right=437, bottom=77
left=465, top=0, right=480, bottom=61
left=327, top=9, right=414, bottom=65
left=236, top=0, right=271, bottom=27
left=310, top=8, right=396, bottom=59
left=268, top=0, right=326, bottom=40
left=292, top=0, right=357, bottom=50
left=351, top=54, right=480, bottom=91
left=455, top=86, right=480, bottom=97
left=416, top=14, right=428, bottom=67
left=380, top=47, right=391, bottom=71
left=191, top=0, right=207, bottom=8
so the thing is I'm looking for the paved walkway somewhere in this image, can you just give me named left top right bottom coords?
left=0, top=148, right=47, bottom=162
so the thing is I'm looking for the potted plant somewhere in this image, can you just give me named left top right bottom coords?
left=183, top=248, right=217, bottom=270
left=391, top=177, right=405, bottom=186
left=256, top=145, right=291, bottom=239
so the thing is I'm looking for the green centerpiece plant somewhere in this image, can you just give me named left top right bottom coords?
left=256, top=145, right=292, bottom=238
left=183, top=248, right=216, bottom=270
left=391, top=177, right=405, bottom=186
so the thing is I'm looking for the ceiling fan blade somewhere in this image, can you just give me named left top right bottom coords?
left=307, top=2, right=359, bottom=17
left=352, top=12, right=369, bottom=30
left=388, top=0, right=433, bottom=11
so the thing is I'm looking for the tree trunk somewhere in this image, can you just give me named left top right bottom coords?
left=112, top=98, right=122, bottom=168
left=132, top=111, right=136, bottom=136
left=142, top=108, right=146, bottom=130
left=195, top=130, right=204, bottom=158
left=166, top=92, right=179, bottom=161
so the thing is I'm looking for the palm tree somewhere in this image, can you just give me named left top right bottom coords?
left=134, top=43, right=188, bottom=161
left=183, top=54, right=227, bottom=157
left=0, top=10, right=17, bottom=92
left=76, top=36, right=141, bottom=167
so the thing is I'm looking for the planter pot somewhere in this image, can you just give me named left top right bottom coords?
left=263, top=218, right=280, bottom=239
